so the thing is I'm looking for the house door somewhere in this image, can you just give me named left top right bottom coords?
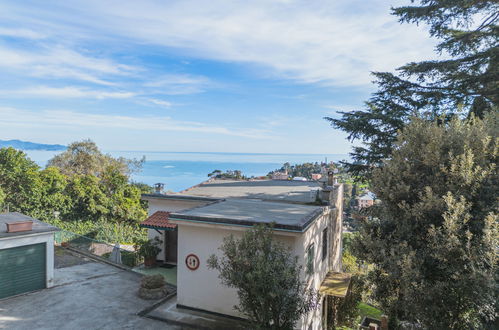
left=164, top=229, right=178, bottom=263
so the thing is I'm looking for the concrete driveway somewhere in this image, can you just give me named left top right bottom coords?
left=0, top=256, right=179, bottom=330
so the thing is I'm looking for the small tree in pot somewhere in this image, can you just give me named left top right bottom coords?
left=138, top=237, right=162, bottom=267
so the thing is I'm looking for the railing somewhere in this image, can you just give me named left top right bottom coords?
left=54, top=230, right=141, bottom=268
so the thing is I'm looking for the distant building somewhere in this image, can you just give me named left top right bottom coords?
left=271, top=171, right=289, bottom=180
left=358, top=192, right=375, bottom=208
left=140, top=179, right=349, bottom=329
left=311, top=173, right=322, bottom=181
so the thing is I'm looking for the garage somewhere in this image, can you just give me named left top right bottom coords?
left=0, top=212, right=59, bottom=300
left=0, top=243, right=47, bottom=299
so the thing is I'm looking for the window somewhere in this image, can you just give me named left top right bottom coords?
left=322, top=228, right=328, bottom=261
left=306, top=243, right=314, bottom=275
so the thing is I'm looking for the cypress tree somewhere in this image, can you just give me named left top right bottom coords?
left=353, top=113, right=498, bottom=328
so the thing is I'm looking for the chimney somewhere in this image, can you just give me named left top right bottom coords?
left=381, top=315, right=388, bottom=330
left=154, top=183, right=165, bottom=194
left=327, top=170, right=334, bottom=186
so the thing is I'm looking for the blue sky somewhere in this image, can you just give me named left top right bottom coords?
left=0, top=0, right=436, bottom=154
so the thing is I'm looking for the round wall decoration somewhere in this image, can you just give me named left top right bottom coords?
left=185, top=254, right=200, bottom=270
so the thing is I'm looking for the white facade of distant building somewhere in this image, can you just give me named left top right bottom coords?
left=272, top=171, right=289, bottom=180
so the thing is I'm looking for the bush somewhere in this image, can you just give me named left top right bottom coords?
left=46, top=218, right=147, bottom=245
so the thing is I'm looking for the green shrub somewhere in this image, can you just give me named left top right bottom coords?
left=47, top=218, right=147, bottom=245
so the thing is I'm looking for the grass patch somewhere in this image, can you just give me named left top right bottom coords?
left=358, top=302, right=382, bottom=319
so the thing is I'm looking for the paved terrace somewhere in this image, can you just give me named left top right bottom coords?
left=179, top=179, right=322, bottom=204
left=170, top=198, right=325, bottom=232
left=0, top=247, right=251, bottom=329
left=0, top=248, right=179, bottom=330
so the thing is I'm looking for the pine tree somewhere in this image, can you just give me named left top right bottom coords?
left=353, top=112, right=498, bottom=328
left=326, top=0, right=499, bottom=177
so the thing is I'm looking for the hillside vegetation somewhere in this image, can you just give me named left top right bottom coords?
left=0, top=140, right=149, bottom=244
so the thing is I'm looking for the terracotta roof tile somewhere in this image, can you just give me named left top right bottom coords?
left=140, top=211, right=176, bottom=229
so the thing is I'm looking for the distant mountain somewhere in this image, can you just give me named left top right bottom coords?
left=0, top=139, right=66, bottom=151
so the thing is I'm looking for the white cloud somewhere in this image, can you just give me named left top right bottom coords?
left=0, top=0, right=436, bottom=87
left=0, top=27, right=45, bottom=39
left=1, top=87, right=177, bottom=108
left=0, top=45, right=137, bottom=85
left=2, top=86, right=136, bottom=99
left=144, top=74, right=213, bottom=95
left=0, top=106, right=271, bottom=139
left=145, top=98, right=173, bottom=108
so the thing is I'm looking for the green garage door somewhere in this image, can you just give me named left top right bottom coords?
left=0, top=243, right=46, bottom=299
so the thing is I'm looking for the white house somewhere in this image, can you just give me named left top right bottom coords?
left=140, top=178, right=349, bottom=329
left=0, top=212, right=59, bottom=299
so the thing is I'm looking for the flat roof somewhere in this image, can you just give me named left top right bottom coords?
left=0, top=212, right=59, bottom=239
left=170, top=199, right=324, bottom=232
left=179, top=179, right=322, bottom=204
left=141, top=193, right=219, bottom=202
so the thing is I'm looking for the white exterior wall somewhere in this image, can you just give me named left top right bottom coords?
left=144, top=197, right=210, bottom=261
left=173, top=210, right=332, bottom=330
left=329, top=184, right=344, bottom=272
left=295, top=211, right=331, bottom=330
left=0, top=232, right=55, bottom=288
left=175, top=222, right=298, bottom=318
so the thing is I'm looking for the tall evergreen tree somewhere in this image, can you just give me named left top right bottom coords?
left=353, top=113, right=498, bottom=328
left=326, top=0, right=499, bottom=177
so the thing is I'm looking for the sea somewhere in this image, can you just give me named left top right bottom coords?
left=24, top=150, right=349, bottom=192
